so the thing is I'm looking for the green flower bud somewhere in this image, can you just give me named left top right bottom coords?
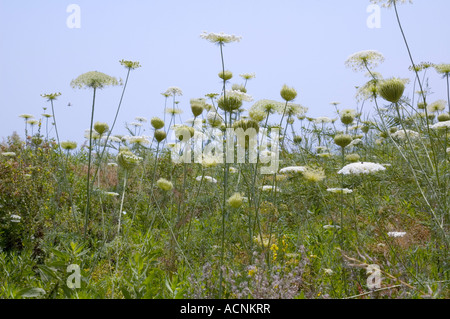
left=217, top=95, right=242, bottom=112
left=345, top=153, right=360, bottom=162
left=116, top=150, right=142, bottom=170
left=94, top=122, right=109, bottom=135
left=232, top=119, right=260, bottom=133
left=378, top=78, right=406, bottom=103
left=61, top=141, right=77, bottom=151
left=218, top=70, right=233, bottom=81
left=156, top=178, right=173, bottom=191
left=151, top=117, right=165, bottom=130
left=227, top=192, right=244, bottom=208
left=280, top=84, right=297, bottom=102
left=438, top=113, right=450, bottom=122
left=154, top=130, right=167, bottom=143
left=293, top=135, right=303, bottom=144
left=231, top=83, right=247, bottom=93
left=334, top=134, right=353, bottom=148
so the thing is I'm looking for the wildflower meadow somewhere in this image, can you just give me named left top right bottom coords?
left=0, top=0, right=449, bottom=302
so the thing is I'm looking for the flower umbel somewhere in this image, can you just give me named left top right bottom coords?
left=71, top=71, right=120, bottom=89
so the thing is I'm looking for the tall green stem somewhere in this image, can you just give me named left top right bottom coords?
left=84, top=87, right=97, bottom=237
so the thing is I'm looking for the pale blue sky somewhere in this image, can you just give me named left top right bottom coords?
left=1, top=0, right=449, bottom=145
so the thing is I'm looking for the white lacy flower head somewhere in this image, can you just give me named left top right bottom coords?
left=127, top=136, right=151, bottom=145
left=370, top=0, right=413, bottom=8
left=200, top=31, right=242, bottom=44
left=430, top=121, right=450, bottom=130
left=196, top=175, right=217, bottom=183
left=326, top=188, right=353, bottom=194
left=323, top=225, right=341, bottom=230
left=279, top=166, right=306, bottom=174
left=391, top=129, right=420, bottom=140
left=427, top=100, right=447, bottom=113
left=338, top=162, right=386, bottom=175
left=345, top=50, right=385, bottom=71
left=313, top=117, right=333, bottom=124
left=226, top=90, right=253, bottom=102
left=387, top=231, right=406, bottom=238
left=240, top=73, right=256, bottom=80
left=347, top=138, right=363, bottom=148
left=1, top=152, right=16, bottom=157
left=164, top=86, right=183, bottom=97
left=260, top=185, right=281, bottom=192
left=10, top=214, right=22, bottom=223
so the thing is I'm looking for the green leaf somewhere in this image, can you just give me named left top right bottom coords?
left=17, top=287, right=46, bottom=298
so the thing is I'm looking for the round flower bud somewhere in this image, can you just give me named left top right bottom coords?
left=340, top=109, right=356, bottom=126
left=151, top=117, right=165, bottom=130
left=227, top=193, right=244, bottom=208
left=32, top=136, right=43, bottom=146
left=217, top=95, right=243, bottom=112
left=379, top=131, right=389, bottom=138
left=361, top=125, right=370, bottom=134
left=334, top=134, right=353, bottom=148
left=218, top=70, right=233, bottom=81
left=280, top=84, right=297, bottom=102
left=154, top=130, right=167, bottom=143
left=345, top=153, right=360, bottom=162
left=94, top=122, right=109, bottom=135
left=378, top=78, right=406, bottom=103
left=287, top=117, right=295, bottom=125
left=232, top=119, right=260, bottom=133
left=61, top=141, right=77, bottom=151
left=232, top=83, right=247, bottom=93
left=293, top=135, right=302, bottom=144
left=191, top=105, right=204, bottom=117
left=417, top=102, right=427, bottom=110
left=389, top=127, right=398, bottom=134
left=116, top=150, right=142, bottom=171
left=438, top=113, right=450, bottom=122
left=156, top=178, right=173, bottom=191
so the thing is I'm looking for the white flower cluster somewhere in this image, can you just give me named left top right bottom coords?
left=313, top=117, right=333, bottom=124
left=196, top=175, right=217, bottom=183
left=326, top=188, right=353, bottom=194
left=370, top=0, right=413, bottom=8
left=226, top=90, right=253, bottom=102
left=200, top=31, right=242, bottom=44
left=430, top=120, right=450, bottom=130
left=123, top=135, right=151, bottom=145
left=387, top=231, right=406, bottom=237
left=391, top=129, right=420, bottom=140
left=164, top=86, right=183, bottom=97
left=337, top=162, right=386, bottom=175
left=279, top=166, right=306, bottom=174
left=345, top=50, right=385, bottom=71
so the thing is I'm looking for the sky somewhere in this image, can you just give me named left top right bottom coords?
left=1, top=0, right=449, bottom=145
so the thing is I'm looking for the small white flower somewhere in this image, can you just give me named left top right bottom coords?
left=196, top=175, right=217, bottom=183
left=323, top=225, right=341, bottom=230
left=387, top=231, right=406, bottom=238
left=430, top=121, right=450, bottom=130
left=338, top=162, right=386, bottom=175
left=200, top=31, right=242, bottom=44
left=326, top=188, right=353, bottom=194
left=279, top=166, right=306, bottom=174
left=260, top=185, right=281, bottom=192
left=10, top=214, right=21, bottom=223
